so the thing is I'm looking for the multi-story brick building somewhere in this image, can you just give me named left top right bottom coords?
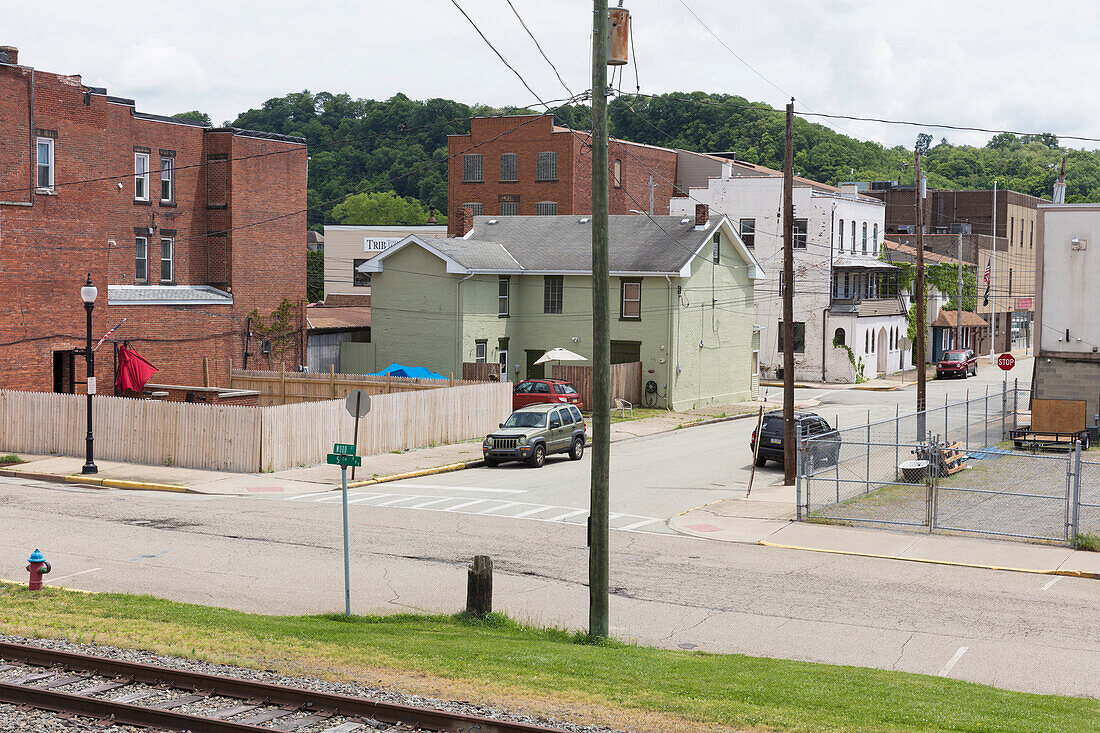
left=447, top=114, right=700, bottom=237
left=0, top=46, right=307, bottom=393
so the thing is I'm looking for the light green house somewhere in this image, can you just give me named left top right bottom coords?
left=357, top=214, right=763, bottom=410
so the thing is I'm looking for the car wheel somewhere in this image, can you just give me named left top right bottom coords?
left=569, top=437, right=584, bottom=461
left=755, top=454, right=767, bottom=467
left=485, top=457, right=500, bottom=468
left=528, top=444, right=546, bottom=468
left=1081, top=434, right=1091, bottom=451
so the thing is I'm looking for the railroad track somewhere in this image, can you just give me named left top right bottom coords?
left=0, top=640, right=567, bottom=732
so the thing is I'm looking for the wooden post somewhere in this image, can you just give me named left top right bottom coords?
left=782, top=99, right=796, bottom=486
left=203, top=356, right=210, bottom=388
left=465, top=555, right=493, bottom=618
left=228, top=358, right=234, bottom=388
left=386, top=372, right=392, bottom=394
left=915, top=151, right=927, bottom=437
left=449, top=372, right=454, bottom=388
left=330, top=364, right=336, bottom=399
left=280, top=367, right=287, bottom=405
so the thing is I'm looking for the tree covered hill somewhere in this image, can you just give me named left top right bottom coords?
left=228, top=90, right=1100, bottom=227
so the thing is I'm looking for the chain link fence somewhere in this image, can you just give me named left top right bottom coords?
left=797, top=383, right=1098, bottom=545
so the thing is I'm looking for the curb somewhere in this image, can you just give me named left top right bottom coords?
left=63, top=475, right=189, bottom=493
left=346, top=459, right=485, bottom=489
left=0, top=469, right=81, bottom=486
left=757, top=540, right=1100, bottom=580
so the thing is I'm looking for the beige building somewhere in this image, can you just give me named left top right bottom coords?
left=322, top=225, right=447, bottom=300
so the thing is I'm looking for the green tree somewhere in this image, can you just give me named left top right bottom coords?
left=915, top=133, right=933, bottom=156
left=306, top=249, right=324, bottom=303
left=173, top=110, right=211, bottom=126
left=330, top=190, right=435, bottom=225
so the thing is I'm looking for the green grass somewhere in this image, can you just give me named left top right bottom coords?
left=0, top=584, right=1096, bottom=733
left=1074, top=533, right=1100, bottom=552
left=0, top=454, right=23, bottom=466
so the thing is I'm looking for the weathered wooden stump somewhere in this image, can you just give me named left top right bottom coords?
left=466, top=555, right=493, bottom=617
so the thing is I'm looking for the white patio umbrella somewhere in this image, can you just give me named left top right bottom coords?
left=534, top=347, right=586, bottom=365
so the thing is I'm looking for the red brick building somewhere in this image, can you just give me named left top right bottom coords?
left=0, top=46, right=307, bottom=393
left=446, top=114, right=679, bottom=236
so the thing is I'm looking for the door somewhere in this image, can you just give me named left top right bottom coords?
left=52, top=350, right=75, bottom=393
left=525, top=349, right=545, bottom=379
left=548, top=409, right=569, bottom=451
left=876, top=328, right=888, bottom=375
left=498, top=349, right=509, bottom=382
left=610, top=340, right=641, bottom=364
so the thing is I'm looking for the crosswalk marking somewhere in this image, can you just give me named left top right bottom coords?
left=443, top=499, right=490, bottom=512
left=618, top=517, right=663, bottom=531
left=397, top=483, right=526, bottom=494
left=477, top=501, right=524, bottom=514
left=285, top=490, right=338, bottom=501
left=373, top=495, right=423, bottom=506
left=511, top=505, right=554, bottom=517
left=405, top=497, right=456, bottom=509
left=543, top=509, right=587, bottom=522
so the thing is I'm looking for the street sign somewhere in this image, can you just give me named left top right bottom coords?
left=345, top=390, right=371, bottom=418
left=326, top=453, right=362, bottom=467
left=332, top=443, right=356, bottom=455
left=997, top=353, right=1015, bottom=371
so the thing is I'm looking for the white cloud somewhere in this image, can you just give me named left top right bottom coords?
left=113, top=39, right=209, bottom=97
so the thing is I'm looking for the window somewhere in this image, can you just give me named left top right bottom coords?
left=35, top=137, right=54, bottom=189
left=620, top=280, right=641, bottom=319
left=711, top=232, right=721, bottom=264
left=499, top=196, right=519, bottom=215
left=499, top=152, right=518, bottom=181
left=739, top=218, right=755, bottom=248
left=159, top=237, right=174, bottom=282
left=353, top=258, right=370, bottom=287
left=535, top=201, right=557, bottom=216
left=536, top=151, right=558, bottom=181
left=498, top=276, right=510, bottom=317
left=1010, top=217, right=1014, bottom=245
left=793, top=218, right=807, bottom=248
left=1030, top=221, right=1034, bottom=248
left=777, top=321, right=805, bottom=353
left=613, top=159, right=622, bottom=188
left=462, top=154, right=483, bottom=183
left=851, top=220, right=856, bottom=252
left=135, top=237, right=148, bottom=282
left=873, top=224, right=879, bottom=253
left=462, top=202, right=483, bottom=217
left=862, top=222, right=868, bottom=254
left=834, top=327, right=845, bottom=346
left=751, top=350, right=759, bottom=376
left=570, top=405, right=582, bottom=423
left=475, top=341, right=487, bottom=363
left=532, top=381, right=551, bottom=394
left=543, top=275, right=563, bottom=314
left=838, top=219, right=844, bottom=250
left=160, top=156, right=174, bottom=202
left=865, top=330, right=870, bottom=353
left=134, top=152, right=150, bottom=201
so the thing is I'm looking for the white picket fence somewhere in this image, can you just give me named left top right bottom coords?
left=0, top=382, right=511, bottom=473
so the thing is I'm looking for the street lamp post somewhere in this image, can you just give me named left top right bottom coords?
left=79, top=275, right=98, bottom=475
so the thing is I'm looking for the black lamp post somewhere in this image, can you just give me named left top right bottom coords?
left=79, top=274, right=98, bottom=474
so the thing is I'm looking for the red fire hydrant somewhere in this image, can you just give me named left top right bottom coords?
left=26, top=549, right=51, bottom=591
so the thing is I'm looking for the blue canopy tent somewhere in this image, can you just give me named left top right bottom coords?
left=368, top=363, right=447, bottom=380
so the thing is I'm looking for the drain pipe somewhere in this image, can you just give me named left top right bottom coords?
left=665, top=274, right=675, bottom=410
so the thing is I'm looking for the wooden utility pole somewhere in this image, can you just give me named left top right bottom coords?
left=589, top=0, right=611, bottom=641
left=956, top=232, right=963, bottom=347
left=782, top=100, right=796, bottom=486
left=914, top=151, right=927, bottom=434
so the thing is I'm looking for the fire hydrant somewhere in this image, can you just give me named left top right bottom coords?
left=26, top=549, right=51, bottom=591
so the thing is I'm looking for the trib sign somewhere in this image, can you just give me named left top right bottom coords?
left=997, top=353, right=1015, bottom=371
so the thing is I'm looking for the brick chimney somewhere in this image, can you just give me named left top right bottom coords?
left=695, top=203, right=709, bottom=226
left=0, top=46, right=18, bottom=65
left=452, top=206, right=474, bottom=237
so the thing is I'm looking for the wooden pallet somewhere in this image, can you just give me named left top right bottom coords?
left=939, top=441, right=967, bottom=476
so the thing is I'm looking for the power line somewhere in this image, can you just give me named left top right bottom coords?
left=505, top=0, right=575, bottom=99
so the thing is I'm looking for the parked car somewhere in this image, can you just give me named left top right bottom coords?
left=750, top=410, right=841, bottom=468
left=483, top=403, right=586, bottom=468
left=936, top=349, right=977, bottom=379
left=512, top=378, right=584, bottom=411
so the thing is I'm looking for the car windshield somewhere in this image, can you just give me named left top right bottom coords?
left=945, top=352, right=968, bottom=361
left=761, top=415, right=784, bottom=433
left=554, top=383, right=578, bottom=394
left=504, top=412, right=546, bottom=428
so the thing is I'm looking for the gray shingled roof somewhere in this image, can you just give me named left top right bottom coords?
left=420, top=237, right=522, bottom=271
left=108, top=285, right=233, bottom=306
left=455, top=215, right=722, bottom=273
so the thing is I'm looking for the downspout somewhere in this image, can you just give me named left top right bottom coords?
left=824, top=203, right=835, bottom=382
left=665, top=274, right=674, bottom=411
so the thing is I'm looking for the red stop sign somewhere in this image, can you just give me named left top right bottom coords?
left=997, top=353, right=1015, bottom=371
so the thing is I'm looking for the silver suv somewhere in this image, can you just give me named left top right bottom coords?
left=483, top=403, right=586, bottom=468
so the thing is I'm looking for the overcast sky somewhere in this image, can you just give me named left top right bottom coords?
left=6, top=1, right=1097, bottom=151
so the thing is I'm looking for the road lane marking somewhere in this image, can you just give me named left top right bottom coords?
left=346, top=494, right=388, bottom=504
left=512, top=505, right=555, bottom=517
left=543, top=509, right=587, bottom=522
left=608, top=512, right=624, bottom=520
left=443, top=499, right=491, bottom=512
left=618, top=517, right=663, bottom=531
left=373, top=495, right=425, bottom=506
left=938, top=646, right=969, bottom=677
left=477, top=501, right=524, bottom=514
left=405, top=497, right=456, bottom=509
left=312, top=492, right=370, bottom=503
left=395, top=484, right=525, bottom=494
left=47, top=568, right=101, bottom=583
left=1041, top=576, right=1061, bottom=591
left=285, top=490, right=339, bottom=501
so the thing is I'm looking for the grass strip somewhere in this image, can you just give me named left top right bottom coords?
left=0, top=584, right=1096, bottom=733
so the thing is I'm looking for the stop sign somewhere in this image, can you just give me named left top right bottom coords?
left=997, top=353, right=1015, bottom=371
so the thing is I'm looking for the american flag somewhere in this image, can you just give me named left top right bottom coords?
left=94, top=319, right=126, bottom=352
left=983, top=261, right=991, bottom=285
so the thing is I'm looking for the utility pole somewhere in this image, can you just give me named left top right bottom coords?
left=956, top=232, right=963, bottom=347
left=782, top=100, right=796, bottom=486
left=589, top=0, right=610, bottom=641
left=914, top=150, right=927, bottom=434
left=989, top=180, right=997, bottom=364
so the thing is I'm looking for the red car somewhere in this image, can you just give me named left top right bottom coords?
left=512, top=379, right=584, bottom=411
left=936, top=349, right=978, bottom=379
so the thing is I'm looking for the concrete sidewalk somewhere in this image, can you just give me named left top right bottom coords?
left=669, top=495, right=1100, bottom=579
left=0, top=400, right=768, bottom=496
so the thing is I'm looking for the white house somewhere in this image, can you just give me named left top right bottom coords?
left=672, top=175, right=909, bottom=382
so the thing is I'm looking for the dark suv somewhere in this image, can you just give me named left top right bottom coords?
left=750, top=410, right=840, bottom=468
left=483, top=403, right=587, bottom=468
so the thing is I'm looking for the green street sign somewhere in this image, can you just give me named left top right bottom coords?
left=327, top=453, right=362, bottom=467
left=333, top=443, right=356, bottom=456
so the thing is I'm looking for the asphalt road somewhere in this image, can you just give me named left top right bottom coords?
left=0, top=472, right=1096, bottom=700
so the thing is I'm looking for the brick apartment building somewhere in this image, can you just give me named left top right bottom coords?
left=0, top=46, right=307, bottom=393
left=446, top=114, right=682, bottom=236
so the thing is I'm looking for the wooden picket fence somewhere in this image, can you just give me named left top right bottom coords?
left=552, top=362, right=642, bottom=409
left=0, top=382, right=511, bottom=473
left=228, top=368, right=482, bottom=407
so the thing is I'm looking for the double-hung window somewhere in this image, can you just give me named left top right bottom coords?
left=535, top=201, right=557, bottom=216
left=462, top=154, right=483, bottom=183
left=160, top=156, right=174, bottom=203
left=613, top=159, right=622, bottom=188
left=778, top=321, right=806, bottom=353
left=498, top=276, right=510, bottom=317
left=352, top=258, right=370, bottom=287
left=160, top=237, right=174, bottom=282
left=475, top=340, right=487, bottom=363
left=838, top=219, right=844, bottom=250
left=739, top=218, right=755, bottom=248
left=793, top=218, right=808, bottom=249
left=620, top=280, right=641, bottom=319
left=36, top=137, right=54, bottom=190
left=543, top=275, right=563, bottom=314
left=499, top=153, right=518, bottom=181
left=134, top=152, right=150, bottom=201
left=135, top=237, right=148, bottom=282
left=536, top=151, right=557, bottom=181
left=862, top=222, right=868, bottom=254
left=873, top=223, right=879, bottom=253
